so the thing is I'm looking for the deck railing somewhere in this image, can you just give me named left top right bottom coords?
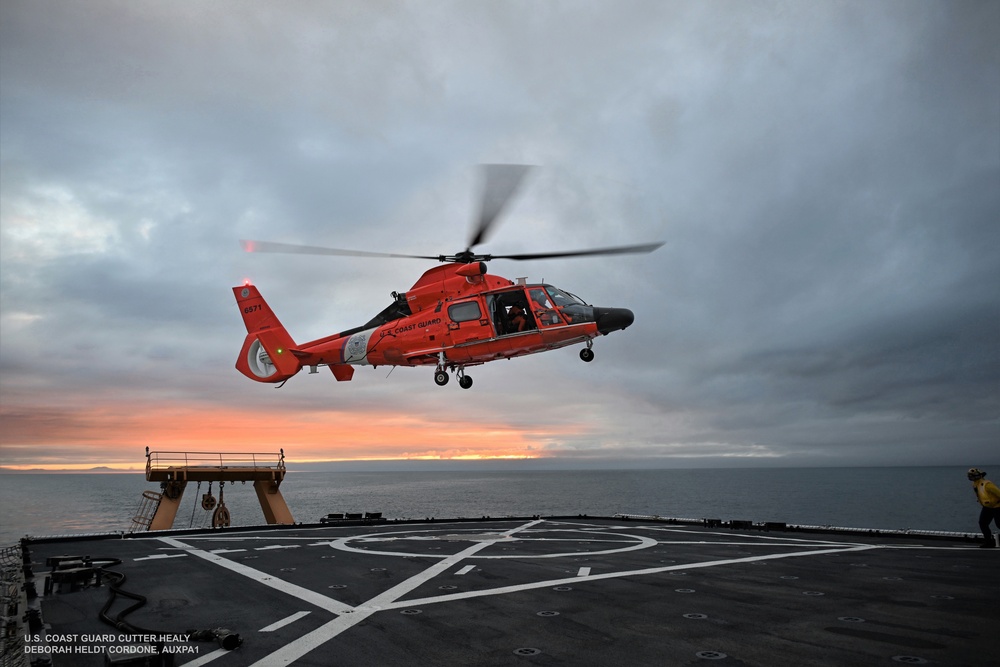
left=145, top=450, right=285, bottom=476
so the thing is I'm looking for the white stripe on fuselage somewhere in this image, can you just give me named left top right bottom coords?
left=343, top=327, right=378, bottom=365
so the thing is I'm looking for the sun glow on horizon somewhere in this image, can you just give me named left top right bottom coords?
left=0, top=400, right=577, bottom=469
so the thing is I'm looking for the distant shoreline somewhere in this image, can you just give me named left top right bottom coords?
left=2, top=461, right=997, bottom=474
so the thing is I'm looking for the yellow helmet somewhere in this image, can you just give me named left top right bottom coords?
left=967, top=468, right=986, bottom=480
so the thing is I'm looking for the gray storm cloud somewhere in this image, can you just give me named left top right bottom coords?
left=1, top=0, right=997, bottom=467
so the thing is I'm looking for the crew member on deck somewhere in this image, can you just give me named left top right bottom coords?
left=967, top=468, right=1000, bottom=548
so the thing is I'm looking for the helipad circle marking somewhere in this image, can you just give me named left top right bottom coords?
left=328, top=528, right=657, bottom=560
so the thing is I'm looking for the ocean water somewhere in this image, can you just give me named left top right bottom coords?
left=0, top=466, right=991, bottom=546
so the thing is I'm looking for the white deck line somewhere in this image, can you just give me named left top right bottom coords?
left=157, top=537, right=354, bottom=615
left=169, top=519, right=880, bottom=666
left=134, top=554, right=188, bottom=562
left=254, top=544, right=300, bottom=551
left=248, top=519, right=543, bottom=667
left=179, top=647, right=228, bottom=667
left=259, top=611, right=311, bottom=632
left=389, top=543, right=880, bottom=610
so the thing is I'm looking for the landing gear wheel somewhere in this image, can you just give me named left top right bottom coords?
left=580, top=348, right=595, bottom=362
left=459, top=375, right=473, bottom=389
left=434, top=370, right=450, bottom=386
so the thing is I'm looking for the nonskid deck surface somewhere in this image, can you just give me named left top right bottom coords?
left=22, top=517, right=999, bottom=666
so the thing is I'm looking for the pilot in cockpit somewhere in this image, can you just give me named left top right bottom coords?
left=530, top=288, right=561, bottom=325
left=508, top=305, right=528, bottom=332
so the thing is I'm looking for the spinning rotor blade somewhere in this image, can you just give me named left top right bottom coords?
left=240, top=239, right=439, bottom=261
left=488, top=242, right=665, bottom=261
left=469, top=164, right=533, bottom=249
left=241, top=165, right=662, bottom=266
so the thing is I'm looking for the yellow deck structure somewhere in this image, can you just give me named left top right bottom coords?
left=131, top=449, right=294, bottom=532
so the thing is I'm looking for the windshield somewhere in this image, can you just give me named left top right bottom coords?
left=543, top=285, right=587, bottom=307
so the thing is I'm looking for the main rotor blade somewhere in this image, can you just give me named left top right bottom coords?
left=240, top=239, right=439, bottom=260
left=488, top=242, right=665, bottom=261
left=469, top=164, right=533, bottom=249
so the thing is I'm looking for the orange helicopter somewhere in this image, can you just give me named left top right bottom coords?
left=233, top=165, right=662, bottom=389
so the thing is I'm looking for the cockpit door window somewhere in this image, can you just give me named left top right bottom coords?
left=529, top=287, right=565, bottom=326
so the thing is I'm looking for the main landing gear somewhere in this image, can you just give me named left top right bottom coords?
left=434, top=343, right=594, bottom=388
left=434, top=359, right=473, bottom=389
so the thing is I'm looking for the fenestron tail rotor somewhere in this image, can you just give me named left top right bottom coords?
left=241, top=164, right=663, bottom=264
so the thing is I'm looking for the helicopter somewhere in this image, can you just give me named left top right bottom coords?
left=233, top=165, right=662, bottom=389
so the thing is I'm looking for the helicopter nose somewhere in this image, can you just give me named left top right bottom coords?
left=595, top=307, right=635, bottom=334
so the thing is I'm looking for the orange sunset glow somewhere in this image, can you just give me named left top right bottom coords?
left=0, top=400, right=579, bottom=470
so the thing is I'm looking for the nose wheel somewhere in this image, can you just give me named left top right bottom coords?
left=580, top=342, right=595, bottom=363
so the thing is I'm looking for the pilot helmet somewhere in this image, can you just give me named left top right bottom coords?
left=967, top=468, right=986, bottom=480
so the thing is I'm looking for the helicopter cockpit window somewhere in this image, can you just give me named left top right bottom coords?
left=543, top=286, right=586, bottom=307
left=540, top=285, right=594, bottom=325
left=448, top=301, right=482, bottom=323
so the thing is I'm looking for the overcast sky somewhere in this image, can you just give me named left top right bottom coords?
left=1, top=0, right=997, bottom=470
